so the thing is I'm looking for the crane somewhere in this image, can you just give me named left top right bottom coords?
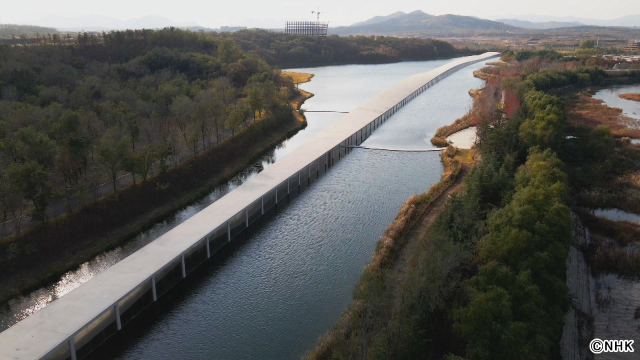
left=311, top=8, right=323, bottom=22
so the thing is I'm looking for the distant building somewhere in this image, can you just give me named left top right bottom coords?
left=284, top=21, right=328, bottom=36
left=220, top=26, right=247, bottom=32
left=624, top=40, right=639, bottom=52
left=613, top=62, right=631, bottom=70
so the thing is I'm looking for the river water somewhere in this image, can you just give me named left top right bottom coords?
left=0, top=58, right=487, bottom=358
left=592, top=84, right=640, bottom=121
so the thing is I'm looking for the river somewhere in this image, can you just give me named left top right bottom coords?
left=592, top=84, right=640, bottom=121
left=0, top=58, right=487, bottom=358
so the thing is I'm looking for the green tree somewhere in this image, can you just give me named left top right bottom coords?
left=5, top=161, right=54, bottom=224
left=0, top=176, right=27, bottom=234
left=247, top=86, right=264, bottom=122
left=226, top=105, right=249, bottom=136
left=579, top=39, right=596, bottom=49
left=170, top=95, right=195, bottom=150
left=97, top=131, right=130, bottom=192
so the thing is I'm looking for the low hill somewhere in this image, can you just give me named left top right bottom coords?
left=496, top=19, right=585, bottom=29
left=0, top=24, right=58, bottom=38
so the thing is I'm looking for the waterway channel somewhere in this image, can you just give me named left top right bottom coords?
left=1, top=58, right=487, bottom=358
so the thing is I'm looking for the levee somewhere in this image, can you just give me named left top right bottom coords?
left=0, top=52, right=499, bottom=360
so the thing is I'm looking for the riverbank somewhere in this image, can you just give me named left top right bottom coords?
left=305, top=145, right=477, bottom=359
left=0, top=89, right=311, bottom=308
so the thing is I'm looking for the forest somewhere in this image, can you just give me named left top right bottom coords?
left=0, top=28, right=470, bottom=235
left=0, top=28, right=299, bottom=232
left=222, top=30, right=470, bottom=66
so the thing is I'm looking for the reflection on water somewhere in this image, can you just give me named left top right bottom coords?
left=0, top=58, right=479, bottom=332
left=592, top=85, right=640, bottom=120
left=593, top=208, right=640, bottom=224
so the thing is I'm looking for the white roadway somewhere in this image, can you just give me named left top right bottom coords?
left=0, top=52, right=499, bottom=360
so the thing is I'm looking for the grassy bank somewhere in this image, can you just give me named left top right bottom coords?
left=0, top=91, right=310, bottom=307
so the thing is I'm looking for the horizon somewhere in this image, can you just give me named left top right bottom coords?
left=2, top=0, right=639, bottom=30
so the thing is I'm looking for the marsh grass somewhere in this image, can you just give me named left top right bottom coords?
left=282, top=71, right=314, bottom=85
left=619, top=93, right=640, bottom=102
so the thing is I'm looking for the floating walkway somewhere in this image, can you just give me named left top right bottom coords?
left=347, top=145, right=446, bottom=152
left=0, top=52, right=499, bottom=360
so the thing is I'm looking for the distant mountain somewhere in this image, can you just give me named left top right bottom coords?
left=496, top=19, right=584, bottom=29
left=333, top=10, right=519, bottom=36
left=32, top=15, right=199, bottom=31
left=503, top=14, right=640, bottom=28
left=351, top=11, right=408, bottom=27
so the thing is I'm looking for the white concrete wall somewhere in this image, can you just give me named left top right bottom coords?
left=0, top=52, right=499, bottom=360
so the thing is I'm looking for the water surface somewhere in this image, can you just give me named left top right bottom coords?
left=593, top=208, right=640, bottom=224
left=592, top=85, right=640, bottom=120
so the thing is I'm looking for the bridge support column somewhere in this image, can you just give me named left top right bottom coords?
left=206, top=236, right=210, bottom=258
left=227, top=222, right=231, bottom=242
left=69, top=339, right=77, bottom=360
left=181, top=254, right=186, bottom=278
left=115, top=303, right=122, bottom=330
left=151, top=276, right=157, bottom=301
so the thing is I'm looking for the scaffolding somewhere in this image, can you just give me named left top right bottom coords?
left=285, top=21, right=329, bottom=36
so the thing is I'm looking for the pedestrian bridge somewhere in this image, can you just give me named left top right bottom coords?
left=0, top=52, right=499, bottom=360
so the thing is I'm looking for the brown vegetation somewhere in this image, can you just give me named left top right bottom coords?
left=590, top=234, right=640, bottom=279
left=619, top=93, right=640, bottom=102
left=281, top=71, right=314, bottom=85
left=472, top=69, right=491, bottom=80
left=430, top=80, right=498, bottom=147
left=564, top=91, right=640, bottom=138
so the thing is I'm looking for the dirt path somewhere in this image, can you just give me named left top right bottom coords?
left=389, top=164, right=470, bottom=302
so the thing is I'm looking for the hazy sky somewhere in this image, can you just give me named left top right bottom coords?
left=3, top=0, right=639, bottom=28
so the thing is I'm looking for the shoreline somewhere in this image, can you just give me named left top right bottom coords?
left=306, top=122, right=478, bottom=359
left=0, top=88, right=312, bottom=310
